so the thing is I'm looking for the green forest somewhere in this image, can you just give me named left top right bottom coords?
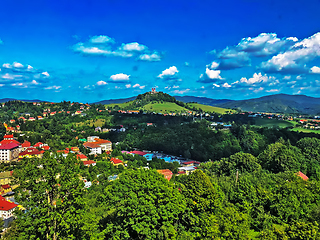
left=2, top=99, right=320, bottom=239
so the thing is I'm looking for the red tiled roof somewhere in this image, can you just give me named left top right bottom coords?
left=296, top=171, right=309, bottom=181
left=111, top=157, right=123, bottom=164
left=1, top=184, right=11, bottom=189
left=0, top=196, right=18, bottom=211
left=3, top=134, right=13, bottom=139
left=0, top=142, right=19, bottom=150
left=42, top=146, right=50, bottom=150
left=0, top=139, right=21, bottom=145
left=34, top=142, right=43, bottom=147
left=183, top=161, right=201, bottom=165
left=83, top=160, right=96, bottom=165
left=130, top=151, right=147, bottom=156
left=21, top=140, right=31, bottom=148
left=19, top=147, right=43, bottom=156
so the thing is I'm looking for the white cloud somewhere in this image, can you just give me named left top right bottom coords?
left=2, top=63, right=11, bottom=68
left=266, top=89, right=279, bottom=93
left=125, top=84, right=131, bottom=88
left=119, top=42, right=147, bottom=52
left=27, top=65, right=33, bottom=70
left=132, top=83, right=145, bottom=89
left=311, top=66, right=320, bottom=74
left=89, top=35, right=115, bottom=44
left=222, top=83, right=231, bottom=88
left=173, top=89, right=190, bottom=94
left=296, top=75, right=303, bottom=80
left=261, top=32, right=320, bottom=72
left=253, top=87, right=264, bottom=93
left=240, top=72, right=274, bottom=85
left=172, top=85, right=179, bottom=88
left=97, top=80, right=107, bottom=85
left=138, top=52, right=161, bottom=62
left=158, top=66, right=178, bottom=79
left=208, top=61, right=219, bottom=69
left=11, top=83, right=23, bottom=86
left=283, top=75, right=291, bottom=80
left=13, top=62, right=24, bottom=68
left=212, top=83, right=220, bottom=88
left=45, top=85, right=61, bottom=90
left=42, top=72, right=50, bottom=77
left=205, top=68, right=222, bottom=79
left=31, top=80, right=39, bottom=85
left=110, top=73, right=130, bottom=81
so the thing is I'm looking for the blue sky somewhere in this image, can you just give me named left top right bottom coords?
left=0, top=0, right=320, bottom=102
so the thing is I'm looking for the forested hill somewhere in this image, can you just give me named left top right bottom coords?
left=217, top=94, right=320, bottom=115
left=93, top=97, right=136, bottom=105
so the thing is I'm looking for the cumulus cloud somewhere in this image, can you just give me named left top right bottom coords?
left=138, top=52, right=161, bottom=62
left=109, top=73, right=130, bottom=81
left=73, top=35, right=161, bottom=61
left=158, top=66, right=179, bottom=80
left=198, top=68, right=223, bottom=83
left=89, top=35, right=115, bottom=44
left=132, top=83, right=145, bottom=89
left=240, top=72, right=275, bottom=85
left=125, top=84, right=131, bottom=88
left=261, top=32, right=320, bottom=73
left=97, top=80, right=107, bottom=85
left=222, top=83, right=231, bottom=88
left=119, top=42, right=147, bottom=52
left=209, top=33, right=299, bottom=70
left=42, top=72, right=50, bottom=77
left=311, top=66, right=320, bottom=74
left=266, top=89, right=280, bottom=93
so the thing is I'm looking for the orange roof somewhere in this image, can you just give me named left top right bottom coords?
left=296, top=171, right=309, bottom=181
left=157, top=169, right=173, bottom=181
left=94, top=139, right=111, bottom=144
left=42, top=146, right=50, bottom=150
left=3, top=134, right=13, bottom=139
left=77, top=154, right=88, bottom=160
left=83, top=142, right=101, bottom=148
left=83, top=160, right=96, bottom=165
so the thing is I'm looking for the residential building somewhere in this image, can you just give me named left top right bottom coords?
left=94, top=139, right=112, bottom=151
left=0, top=184, right=12, bottom=195
left=110, top=157, right=123, bottom=166
left=87, top=136, right=99, bottom=142
left=77, top=154, right=88, bottom=161
left=0, top=171, right=12, bottom=185
left=0, top=143, right=20, bottom=163
left=83, top=142, right=102, bottom=155
left=19, top=147, right=43, bottom=159
left=0, top=195, right=18, bottom=220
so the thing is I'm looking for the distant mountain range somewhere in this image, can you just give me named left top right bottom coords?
left=3, top=93, right=320, bottom=115
left=174, top=96, right=233, bottom=106
left=0, top=98, right=45, bottom=103
left=93, top=97, right=136, bottom=105
left=216, top=94, right=320, bottom=115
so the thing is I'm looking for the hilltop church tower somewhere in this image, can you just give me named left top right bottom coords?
left=151, top=88, right=157, bottom=94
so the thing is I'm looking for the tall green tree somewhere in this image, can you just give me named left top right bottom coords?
left=101, top=169, right=186, bottom=239
left=12, top=152, right=100, bottom=240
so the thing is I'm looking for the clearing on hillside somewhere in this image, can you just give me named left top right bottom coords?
left=142, top=102, right=188, bottom=112
left=186, top=103, right=233, bottom=114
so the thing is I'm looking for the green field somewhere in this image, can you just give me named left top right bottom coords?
left=186, top=103, right=233, bottom=114
left=105, top=101, right=134, bottom=109
left=253, top=118, right=294, bottom=128
left=291, top=127, right=320, bottom=134
left=142, top=102, right=189, bottom=112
